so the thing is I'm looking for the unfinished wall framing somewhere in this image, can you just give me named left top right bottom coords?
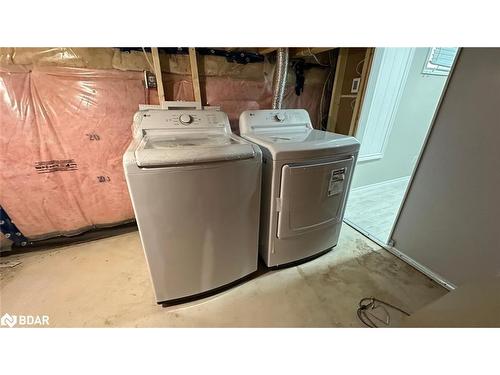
left=326, top=47, right=374, bottom=136
left=0, top=47, right=339, bottom=247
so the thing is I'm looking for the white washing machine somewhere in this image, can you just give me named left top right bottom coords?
left=124, top=107, right=262, bottom=304
left=239, top=109, right=360, bottom=267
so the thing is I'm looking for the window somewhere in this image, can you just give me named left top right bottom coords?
left=422, top=47, right=459, bottom=76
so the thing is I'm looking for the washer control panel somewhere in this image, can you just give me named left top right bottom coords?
left=133, top=109, right=230, bottom=137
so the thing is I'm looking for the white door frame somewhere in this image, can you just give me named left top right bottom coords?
left=355, top=48, right=415, bottom=162
left=346, top=48, right=462, bottom=290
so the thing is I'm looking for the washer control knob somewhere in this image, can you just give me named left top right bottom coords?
left=179, top=114, right=193, bottom=125
left=275, top=113, right=285, bottom=122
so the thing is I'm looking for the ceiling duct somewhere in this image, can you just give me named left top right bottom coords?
left=271, top=48, right=289, bottom=109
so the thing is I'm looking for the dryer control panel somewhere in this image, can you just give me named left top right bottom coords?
left=239, top=109, right=313, bottom=135
left=132, top=109, right=230, bottom=139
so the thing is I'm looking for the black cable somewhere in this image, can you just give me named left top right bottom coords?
left=357, top=297, right=410, bottom=328
left=357, top=307, right=377, bottom=328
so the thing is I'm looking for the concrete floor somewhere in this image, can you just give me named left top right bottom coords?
left=0, top=224, right=447, bottom=327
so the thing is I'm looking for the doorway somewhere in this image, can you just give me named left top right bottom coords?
left=344, top=47, right=458, bottom=244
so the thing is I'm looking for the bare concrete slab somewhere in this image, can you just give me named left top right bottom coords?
left=0, top=224, right=446, bottom=327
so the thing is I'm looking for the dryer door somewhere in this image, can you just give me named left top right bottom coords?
left=277, top=157, right=354, bottom=239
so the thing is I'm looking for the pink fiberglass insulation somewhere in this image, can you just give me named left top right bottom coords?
left=0, top=66, right=324, bottom=240
left=0, top=67, right=144, bottom=239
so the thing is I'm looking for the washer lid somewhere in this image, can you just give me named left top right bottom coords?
left=242, top=128, right=360, bottom=161
left=134, top=130, right=256, bottom=167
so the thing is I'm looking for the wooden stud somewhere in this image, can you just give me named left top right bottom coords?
left=348, top=48, right=375, bottom=136
left=188, top=48, right=202, bottom=105
left=151, top=47, right=165, bottom=104
left=326, top=48, right=349, bottom=132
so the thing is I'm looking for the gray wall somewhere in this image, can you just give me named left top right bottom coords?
left=391, top=48, right=500, bottom=287
left=352, top=48, right=448, bottom=188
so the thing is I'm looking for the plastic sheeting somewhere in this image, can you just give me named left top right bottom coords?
left=0, top=66, right=143, bottom=239
left=0, top=60, right=328, bottom=240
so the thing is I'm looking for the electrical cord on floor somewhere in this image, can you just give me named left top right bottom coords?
left=357, top=297, right=410, bottom=328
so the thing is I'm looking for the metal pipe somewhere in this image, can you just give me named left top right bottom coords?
left=271, top=48, right=289, bottom=109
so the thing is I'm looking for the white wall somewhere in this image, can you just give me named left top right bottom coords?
left=352, top=48, right=448, bottom=188
left=391, top=48, right=500, bottom=287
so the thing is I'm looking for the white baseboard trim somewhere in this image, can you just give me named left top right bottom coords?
left=343, top=219, right=456, bottom=291
left=385, top=246, right=456, bottom=291
left=351, top=175, right=411, bottom=193
left=357, top=152, right=383, bottom=163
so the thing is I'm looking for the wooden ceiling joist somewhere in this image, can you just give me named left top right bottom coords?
left=258, top=48, right=278, bottom=55
left=257, top=47, right=336, bottom=58
left=291, top=48, right=335, bottom=58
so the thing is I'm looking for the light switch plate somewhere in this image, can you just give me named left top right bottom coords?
left=351, top=78, right=360, bottom=93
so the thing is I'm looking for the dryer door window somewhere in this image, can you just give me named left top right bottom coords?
left=277, top=157, right=354, bottom=239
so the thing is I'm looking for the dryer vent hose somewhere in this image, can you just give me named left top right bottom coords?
left=271, top=48, right=289, bottom=110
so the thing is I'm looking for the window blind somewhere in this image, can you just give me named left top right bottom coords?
left=423, top=47, right=458, bottom=76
